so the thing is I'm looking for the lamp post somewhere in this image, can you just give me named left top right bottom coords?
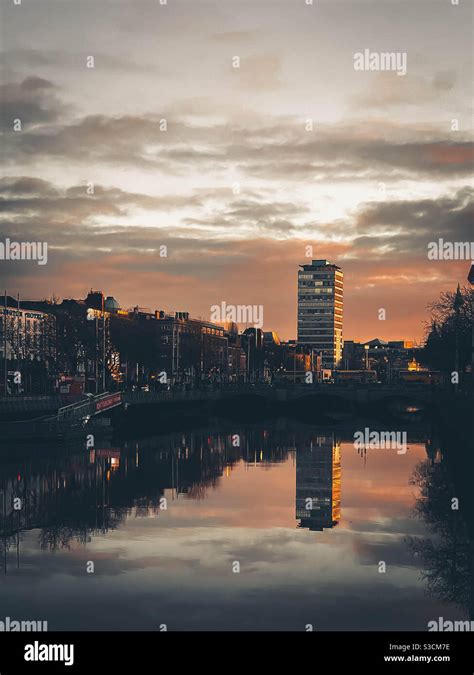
left=364, top=344, right=369, bottom=370
left=453, top=284, right=463, bottom=394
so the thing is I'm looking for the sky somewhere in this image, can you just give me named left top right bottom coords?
left=0, top=0, right=473, bottom=342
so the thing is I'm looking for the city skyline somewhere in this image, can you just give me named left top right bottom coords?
left=1, top=1, right=472, bottom=344
left=0, top=0, right=472, bottom=657
left=2, top=256, right=471, bottom=345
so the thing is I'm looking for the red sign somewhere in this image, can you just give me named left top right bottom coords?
left=95, top=392, right=121, bottom=413
left=96, top=449, right=121, bottom=458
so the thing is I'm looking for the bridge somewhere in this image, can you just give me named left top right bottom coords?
left=0, top=391, right=122, bottom=419
left=122, top=384, right=435, bottom=407
left=0, top=392, right=122, bottom=445
left=57, top=392, right=122, bottom=420
left=0, top=385, right=435, bottom=419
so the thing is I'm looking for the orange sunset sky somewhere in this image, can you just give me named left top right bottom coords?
left=1, top=0, right=473, bottom=343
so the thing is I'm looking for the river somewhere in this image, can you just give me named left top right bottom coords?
left=0, top=421, right=471, bottom=631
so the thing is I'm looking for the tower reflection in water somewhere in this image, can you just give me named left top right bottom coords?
left=296, top=434, right=341, bottom=531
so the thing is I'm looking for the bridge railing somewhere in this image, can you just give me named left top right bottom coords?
left=122, top=390, right=211, bottom=405
left=120, top=383, right=436, bottom=405
left=57, top=392, right=121, bottom=420
left=57, top=398, right=94, bottom=420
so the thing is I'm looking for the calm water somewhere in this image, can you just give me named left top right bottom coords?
left=0, top=423, right=471, bottom=631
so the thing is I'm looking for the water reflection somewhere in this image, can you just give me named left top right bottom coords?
left=407, top=457, right=472, bottom=616
left=296, top=435, right=341, bottom=531
left=0, top=423, right=471, bottom=630
left=1, top=428, right=407, bottom=552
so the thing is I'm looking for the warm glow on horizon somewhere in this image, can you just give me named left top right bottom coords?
left=1, top=1, right=472, bottom=344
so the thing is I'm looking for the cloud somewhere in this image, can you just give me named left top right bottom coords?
left=0, top=174, right=470, bottom=342
left=2, top=48, right=167, bottom=76
left=0, top=176, right=60, bottom=197
left=1, top=176, right=471, bottom=267
left=210, top=31, right=254, bottom=43
left=352, top=188, right=474, bottom=255
left=3, top=82, right=472, bottom=181
left=0, top=77, right=66, bottom=129
left=432, top=70, right=457, bottom=91
left=232, top=53, right=283, bottom=91
left=353, top=71, right=458, bottom=109
left=0, top=177, right=206, bottom=230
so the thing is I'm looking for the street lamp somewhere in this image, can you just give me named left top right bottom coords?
left=364, top=344, right=369, bottom=370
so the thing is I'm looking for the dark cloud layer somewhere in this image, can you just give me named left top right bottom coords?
left=3, top=78, right=473, bottom=181
left=0, top=76, right=66, bottom=129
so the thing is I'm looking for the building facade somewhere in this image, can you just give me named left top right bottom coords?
left=0, top=297, right=56, bottom=394
left=342, top=338, right=417, bottom=383
left=297, top=259, right=343, bottom=369
left=109, top=306, right=248, bottom=387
